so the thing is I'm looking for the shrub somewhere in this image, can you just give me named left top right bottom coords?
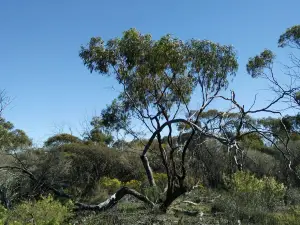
left=245, top=149, right=279, bottom=178
left=99, top=177, right=122, bottom=194
left=285, top=188, right=300, bottom=205
left=230, top=171, right=286, bottom=209
left=152, top=173, right=168, bottom=190
left=56, top=143, right=145, bottom=197
left=7, top=195, right=73, bottom=225
left=262, top=206, right=300, bottom=225
left=0, top=205, right=7, bottom=224
left=123, top=179, right=142, bottom=191
left=215, top=171, right=286, bottom=223
left=141, top=186, right=162, bottom=203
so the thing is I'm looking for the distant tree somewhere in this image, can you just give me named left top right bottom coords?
left=44, top=133, right=82, bottom=147
left=83, top=116, right=113, bottom=146
left=247, top=25, right=300, bottom=109
left=239, top=133, right=264, bottom=150
left=0, top=117, right=32, bottom=152
left=245, top=25, right=300, bottom=179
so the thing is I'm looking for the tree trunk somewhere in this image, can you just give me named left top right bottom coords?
left=140, top=155, right=156, bottom=186
left=159, top=185, right=187, bottom=212
left=75, top=187, right=155, bottom=211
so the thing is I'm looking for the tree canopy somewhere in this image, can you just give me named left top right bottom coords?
left=0, top=117, right=32, bottom=152
left=80, top=28, right=238, bottom=132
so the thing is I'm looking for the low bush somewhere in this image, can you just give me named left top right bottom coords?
left=152, top=173, right=168, bottom=190
left=0, top=205, right=7, bottom=224
left=6, top=195, right=73, bottom=225
left=99, top=177, right=122, bottom=194
left=123, top=179, right=142, bottom=191
left=262, top=206, right=300, bottom=225
left=215, top=171, right=286, bottom=223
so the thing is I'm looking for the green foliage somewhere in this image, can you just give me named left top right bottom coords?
left=141, top=186, right=162, bottom=204
left=0, top=205, right=7, bottom=224
left=99, top=177, right=122, bottom=194
left=7, top=195, right=73, bottom=225
left=278, top=25, right=300, bottom=48
left=3, top=25, right=300, bottom=224
left=89, top=178, right=142, bottom=204
left=153, top=173, right=168, bottom=190
left=245, top=149, right=279, bottom=178
left=139, top=173, right=168, bottom=203
left=240, top=133, right=264, bottom=150
left=246, top=49, right=275, bottom=78
left=56, top=143, right=143, bottom=196
left=230, top=171, right=286, bottom=208
left=44, top=133, right=82, bottom=147
left=100, top=99, right=130, bottom=132
left=83, top=116, right=114, bottom=145
left=186, top=39, right=238, bottom=91
left=258, top=206, right=300, bottom=225
left=216, top=171, right=286, bottom=223
left=256, top=115, right=300, bottom=141
left=85, top=128, right=113, bottom=146
left=0, top=117, right=32, bottom=152
left=186, top=138, right=231, bottom=188
left=99, top=177, right=143, bottom=194
left=123, top=179, right=142, bottom=191
left=285, top=188, right=300, bottom=205
left=294, top=91, right=300, bottom=105
left=80, top=29, right=238, bottom=132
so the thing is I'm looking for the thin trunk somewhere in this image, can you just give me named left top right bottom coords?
left=140, top=155, right=156, bottom=186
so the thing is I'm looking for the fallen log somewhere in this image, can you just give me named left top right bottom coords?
left=75, top=187, right=155, bottom=211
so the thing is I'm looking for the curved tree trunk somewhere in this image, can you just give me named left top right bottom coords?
left=75, top=187, right=155, bottom=211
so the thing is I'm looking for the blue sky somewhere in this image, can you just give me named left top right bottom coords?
left=1, top=0, right=299, bottom=145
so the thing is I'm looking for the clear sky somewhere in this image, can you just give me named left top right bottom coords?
left=1, top=0, right=299, bottom=145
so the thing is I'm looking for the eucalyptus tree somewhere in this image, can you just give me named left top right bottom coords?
left=245, top=25, right=300, bottom=179
left=44, top=133, right=82, bottom=147
left=82, top=116, right=113, bottom=146
left=79, top=28, right=239, bottom=210
left=246, top=25, right=300, bottom=108
left=0, top=116, right=32, bottom=152
left=78, top=25, right=300, bottom=212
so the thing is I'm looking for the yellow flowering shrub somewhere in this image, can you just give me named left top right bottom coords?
left=123, top=179, right=142, bottom=191
left=99, top=177, right=122, bottom=194
left=153, top=173, right=168, bottom=189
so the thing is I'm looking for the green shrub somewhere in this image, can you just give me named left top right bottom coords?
left=230, top=171, right=286, bottom=209
left=7, top=195, right=73, bottom=225
left=138, top=173, right=168, bottom=203
left=99, top=177, right=122, bottom=194
left=0, top=205, right=7, bottom=225
left=285, top=188, right=300, bottom=205
left=85, top=188, right=109, bottom=205
left=123, top=179, right=142, bottom=191
left=262, top=206, right=300, bottom=225
left=215, top=171, right=286, bottom=223
left=141, top=186, right=162, bottom=203
left=152, top=173, right=168, bottom=190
